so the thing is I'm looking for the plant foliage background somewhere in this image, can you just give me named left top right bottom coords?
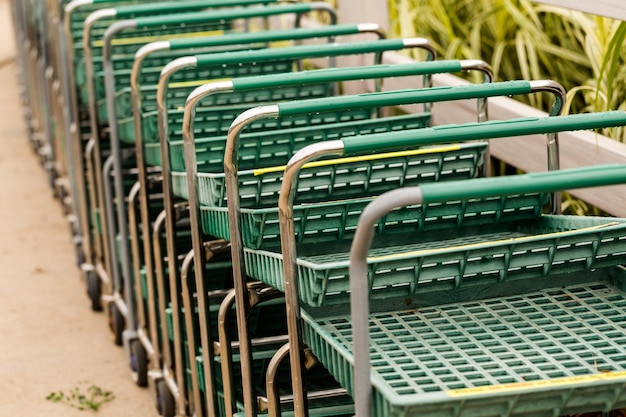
left=388, top=0, right=626, bottom=141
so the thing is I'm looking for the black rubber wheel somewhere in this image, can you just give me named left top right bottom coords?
left=156, top=380, right=175, bottom=417
left=130, top=339, right=148, bottom=387
left=109, top=303, right=124, bottom=346
left=86, top=272, right=102, bottom=312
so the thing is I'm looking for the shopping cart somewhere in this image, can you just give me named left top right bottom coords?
left=350, top=163, right=626, bottom=417
left=268, top=110, right=626, bottom=417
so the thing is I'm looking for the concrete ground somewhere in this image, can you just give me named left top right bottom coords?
left=0, top=1, right=158, bottom=415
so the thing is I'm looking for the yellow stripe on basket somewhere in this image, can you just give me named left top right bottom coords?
left=169, top=78, right=231, bottom=90
left=447, top=370, right=626, bottom=397
left=368, top=222, right=620, bottom=262
left=253, top=145, right=462, bottom=177
left=93, top=29, right=224, bottom=48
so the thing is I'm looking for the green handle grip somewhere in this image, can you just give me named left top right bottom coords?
left=196, top=38, right=407, bottom=66
left=232, top=60, right=462, bottom=91
left=420, top=164, right=626, bottom=203
left=342, top=111, right=626, bottom=155
left=133, top=2, right=313, bottom=27
left=116, top=0, right=276, bottom=18
left=168, top=24, right=365, bottom=51
left=92, top=0, right=132, bottom=4
left=277, top=80, right=530, bottom=116
left=92, top=0, right=136, bottom=4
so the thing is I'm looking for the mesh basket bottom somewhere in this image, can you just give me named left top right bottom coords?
left=307, top=278, right=626, bottom=416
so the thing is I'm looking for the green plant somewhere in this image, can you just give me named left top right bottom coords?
left=388, top=0, right=626, bottom=141
left=46, top=385, right=115, bottom=412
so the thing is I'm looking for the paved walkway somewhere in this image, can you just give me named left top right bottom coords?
left=0, top=1, right=158, bottom=415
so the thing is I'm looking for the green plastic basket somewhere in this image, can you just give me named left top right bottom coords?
left=197, top=142, right=487, bottom=251
left=169, top=112, right=431, bottom=174
left=144, top=142, right=162, bottom=166
left=120, top=78, right=329, bottom=144
left=169, top=113, right=435, bottom=204
left=105, top=57, right=298, bottom=130
left=141, top=82, right=336, bottom=146
left=81, top=20, right=231, bottom=117
left=244, top=196, right=626, bottom=307
left=303, top=269, right=626, bottom=417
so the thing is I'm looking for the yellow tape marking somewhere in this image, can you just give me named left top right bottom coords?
left=253, top=145, right=462, bottom=177
left=447, top=370, right=626, bottom=397
left=93, top=29, right=224, bottom=48
left=368, top=222, right=620, bottom=262
left=169, top=77, right=231, bottom=89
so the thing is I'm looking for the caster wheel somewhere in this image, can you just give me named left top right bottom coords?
left=130, top=339, right=148, bottom=387
left=108, top=303, right=124, bottom=346
left=86, top=272, right=102, bottom=312
left=156, top=380, right=175, bottom=417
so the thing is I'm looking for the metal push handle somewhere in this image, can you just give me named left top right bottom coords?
left=132, top=23, right=380, bottom=100
left=193, top=37, right=433, bottom=66
left=349, top=163, right=626, bottom=417
left=341, top=111, right=626, bottom=154
left=86, top=0, right=282, bottom=31
left=90, top=0, right=127, bottom=4
left=132, top=2, right=332, bottom=27
left=167, top=23, right=383, bottom=50
left=112, top=0, right=279, bottom=18
left=91, top=0, right=151, bottom=3
left=276, top=80, right=548, bottom=115
left=230, top=59, right=488, bottom=90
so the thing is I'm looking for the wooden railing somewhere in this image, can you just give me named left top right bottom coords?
left=532, top=1, right=626, bottom=21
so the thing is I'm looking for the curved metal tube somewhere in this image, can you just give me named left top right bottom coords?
left=181, top=79, right=234, bottom=417
left=127, top=181, right=147, bottom=344
left=63, top=0, right=93, bottom=270
left=224, top=105, right=280, bottom=417
left=295, top=2, right=338, bottom=74
left=102, top=155, right=122, bottom=308
left=275, top=140, right=345, bottom=417
left=130, top=40, right=171, bottom=373
left=217, top=290, right=238, bottom=417
left=265, top=343, right=291, bottom=417
left=82, top=8, right=117, bottom=293
left=397, top=38, right=437, bottom=108
left=180, top=249, right=203, bottom=417
left=459, top=59, right=494, bottom=175
left=460, top=59, right=494, bottom=123
left=85, top=137, right=110, bottom=288
left=152, top=210, right=173, bottom=383
left=157, top=58, right=199, bottom=417
left=102, top=19, right=139, bottom=336
left=348, top=187, right=424, bottom=417
left=529, top=79, right=567, bottom=213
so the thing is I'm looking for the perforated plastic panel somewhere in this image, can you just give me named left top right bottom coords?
left=243, top=214, right=626, bottom=307
left=304, top=280, right=626, bottom=417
